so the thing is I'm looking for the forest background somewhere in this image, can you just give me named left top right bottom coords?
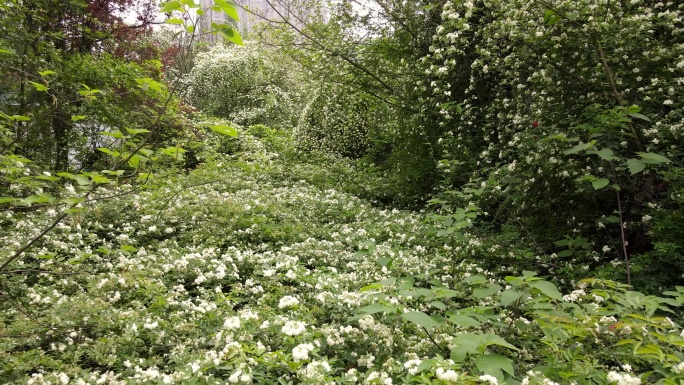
left=1, top=0, right=684, bottom=384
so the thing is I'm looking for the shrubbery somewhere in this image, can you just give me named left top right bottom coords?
left=182, top=43, right=303, bottom=129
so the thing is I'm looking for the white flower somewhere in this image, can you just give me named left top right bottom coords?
left=436, top=367, right=459, bottom=382
left=607, top=371, right=641, bottom=385
left=292, top=343, right=315, bottom=362
left=602, top=245, right=611, bottom=253
left=358, top=315, right=375, bottom=330
left=223, top=316, right=241, bottom=330
left=143, top=320, right=158, bottom=329
left=164, top=227, right=174, bottom=234
left=664, top=100, right=673, bottom=105
left=278, top=295, right=300, bottom=308
left=479, top=374, right=499, bottom=385
left=58, top=373, right=69, bottom=385
left=672, top=362, right=684, bottom=374
left=282, top=320, right=306, bottom=336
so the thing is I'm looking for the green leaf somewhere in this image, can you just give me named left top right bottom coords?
left=429, top=301, right=447, bottom=310
left=100, top=130, right=125, bottom=139
left=38, top=70, right=56, bottom=77
left=448, top=314, right=481, bottom=327
left=214, top=0, right=240, bottom=21
left=58, top=172, right=91, bottom=186
left=186, top=25, right=195, bottom=33
left=209, top=124, right=238, bottom=137
left=160, top=0, right=183, bottom=13
left=628, top=112, right=651, bottom=122
left=218, top=27, right=243, bottom=45
left=98, top=148, right=120, bottom=157
left=416, top=359, right=438, bottom=373
left=499, top=289, right=524, bottom=306
left=626, top=159, right=646, bottom=175
left=165, top=17, right=185, bottom=24
left=377, top=257, right=392, bottom=267
left=484, top=334, right=519, bottom=351
left=91, top=174, right=112, bottom=184
left=401, top=311, right=442, bottom=331
left=10, top=115, right=31, bottom=122
left=475, top=353, right=515, bottom=378
left=638, top=152, right=671, bottom=164
left=71, top=115, right=86, bottom=122
left=528, top=280, right=562, bottom=300
left=126, top=128, right=151, bottom=135
left=588, top=148, right=618, bottom=161
left=473, top=284, right=502, bottom=299
left=563, top=141, right=593, bottom=155
left=0, top=47, right=16, bottom=55
left=29, top=81, right=48, bottom=92
left=356, top=303, right=397, bottom=315
left=557, top=249, right=573, bottom=258
left=592, top=178, right=610, bottom=190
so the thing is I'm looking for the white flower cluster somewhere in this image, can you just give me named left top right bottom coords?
left=278, top=295, right=300, bottom=308
left=607, top=371, right=641, bottom=385
left=292, top=343, right=315, bottom=362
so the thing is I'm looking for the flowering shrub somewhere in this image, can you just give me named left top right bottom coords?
left=182, top=43, right=304, bottom=129
left=1, top=130, right=682, bottom=384
left=411, top=0, right=684, bottom=290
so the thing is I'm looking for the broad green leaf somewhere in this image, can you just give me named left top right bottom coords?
left=91, top=174, right=112, bottom=184
left=448, top=314, right=481, bottom=327
left=58, top=172, right=90, bottom=186
left=98, top=148, right=120, bottom=157
left=484, top=334, right=519, bottom=351
left=126, top=128, right=151, bottom=134
left=401, top=311, right=442, bottom=331
left=0, top=47, right=16, bottom=55
left=473, top=283, right=502, bottom=299
left=36, top=175, right=60, bottom=181
left=429, top=301, right=447, bottom=310
left=557, top=249, right=573, bottom=257
left=464, top=275, right=487, bottom=285
left=160, top=0, right=183, bottom=13
left=38, top=70, right=56, bottom=77
left=165, top=17, right=184, bottom=24
left=209, top=124, right=238, bottom=137
left=377, top=257, right=392, bottom=267
left=29, top=81, right=48, bottom=92
left=356, top=303, right=397, bottom=315
left=10, top=115, right=31, bottom=121
left=416, top=359, right=438, bottom=373
left=218, top=27, right=243, bottom=45
left=186, top=25, right=195, bottom=33
left=475, top=353, right=515, bottom=377
left=71, top=115, right=86, bottom=122
left=499, top=289, right=524, bottom=306
left=563, top=141, right=593, bottom=155
left=628, top=112, right=651, bottom=122
left=588, top=148, right=618, bottom=161
left=100, top=130, right=125, bottom=139
left=638, top=152, right=671, bottom=164
left=592, top=178, right=610, bottom=190
left=529, top=280, right=562, bottom=300
left=217, top=1, right=240, bottom=21
left=626, top=159, right=646, bottom=175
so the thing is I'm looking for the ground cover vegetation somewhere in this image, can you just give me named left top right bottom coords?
left=0, top=0, right=683, bottom=384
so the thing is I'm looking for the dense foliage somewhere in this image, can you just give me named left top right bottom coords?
left=1, top=0, right=684, bottom=384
